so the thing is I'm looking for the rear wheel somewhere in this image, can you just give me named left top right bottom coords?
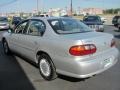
left=2, top=40, right=10, bottom=55
left=38, top=54, right=57, bottom=81
left=118, top=25, right=120, bottom=31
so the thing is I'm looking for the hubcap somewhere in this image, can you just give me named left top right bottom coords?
left=39, top=59, right=51, bottom=77
left=3, top=42, right=8, bottom=53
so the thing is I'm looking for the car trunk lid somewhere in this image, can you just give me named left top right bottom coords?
left=62, top=32, right=113, bottom=55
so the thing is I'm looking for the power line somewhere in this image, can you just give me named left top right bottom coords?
left=0, top=0, right=18, bottom=7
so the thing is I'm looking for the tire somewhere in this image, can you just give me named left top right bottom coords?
left=118, top=25, right=120, bottom=31
left=2, top=40, right=10, bottom=55
left=38, top=54, right=57, bottom=81
left=114, top=24, right=118, bottom=28
left=101, top=29, right=104, bottom=32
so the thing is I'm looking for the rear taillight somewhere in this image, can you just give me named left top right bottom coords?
left=69, top=44, right=97, bottom=56
left=111, top=39, right=115, bottom=47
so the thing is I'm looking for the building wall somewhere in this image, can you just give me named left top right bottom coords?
left=48, top=8, right=67, bottom=17
left=81, top=8, right=103, bottom=15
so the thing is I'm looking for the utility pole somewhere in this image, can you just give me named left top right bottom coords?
left=37, top=0, right=39, bottom=14
left=70, top=0, right=73, bottom=16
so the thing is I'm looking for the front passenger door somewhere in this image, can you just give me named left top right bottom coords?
left=9, top=20, right=29, bottom=53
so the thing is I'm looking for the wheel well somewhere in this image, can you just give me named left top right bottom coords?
left=36, top=51, right=51, bottom=63
left=37, top=51, right=50, bottom=57
left=36, top=51, right=55, bottom=67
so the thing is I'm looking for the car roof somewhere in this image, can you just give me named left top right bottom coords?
left=0, top=16, right=7, bottom=18
left=84, top=15, right=100, bottom=17
left=30, top=16, right=72, bottom=20
left=114, top=16, right=120, bottom=18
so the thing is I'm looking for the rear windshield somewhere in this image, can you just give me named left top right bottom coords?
left=83, top=16, right=101, bottom=22
left=0, top=17, right=8, bottom=22
left=113, top=16, right=120, bottom=19
left=48, top=18, right=92, bottom=34
left=40, top=15, right=48, bottom=17
left=13, top=17, right=21, bottom=21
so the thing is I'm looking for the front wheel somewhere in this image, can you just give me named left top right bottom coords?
left=38, top=54, right=57, bottom=81
left=2, top=40, right=10, bottom=55
left=118, top=25, right=120, bottom=31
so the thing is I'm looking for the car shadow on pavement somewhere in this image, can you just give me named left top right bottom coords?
left=58, top=74, right=91, bottom=82
left=0, top=42, right=35, bottom=90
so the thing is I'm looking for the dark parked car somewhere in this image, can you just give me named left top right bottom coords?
left=118, top=18, right=120, bottom=30
left=11, top=16, right=22, bottom=28
left=83, top=15, right=104, bottom=32
left=112, top=15, right=120, bottom=27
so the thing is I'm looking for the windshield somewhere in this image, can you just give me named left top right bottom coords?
left=48, top=18, right=92, bottom=34
left=83, top=16, right=101, bottom=22
left=0, top=17, right=8, bottom=22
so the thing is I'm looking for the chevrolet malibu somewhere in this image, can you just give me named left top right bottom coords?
left=2, top=17, right=119, bottom=81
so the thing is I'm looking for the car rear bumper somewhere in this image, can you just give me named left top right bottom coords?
left=0, top=26, right=9, bottom=30
left=96, top=28, right=104, bottom=32
left=56, top=48, right=119, bottom=78
left=87, top=25, right=104, bottom=32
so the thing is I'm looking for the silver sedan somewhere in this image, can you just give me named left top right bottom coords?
left=2, top=17, right=119, bottom=81
left=0, top=17, right=9, bottom=30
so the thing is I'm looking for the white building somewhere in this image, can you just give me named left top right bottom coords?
left=48, top=8, right=67, bottom=17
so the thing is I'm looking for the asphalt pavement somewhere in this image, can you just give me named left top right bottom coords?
left=0, top=25, right=120, bottom=90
